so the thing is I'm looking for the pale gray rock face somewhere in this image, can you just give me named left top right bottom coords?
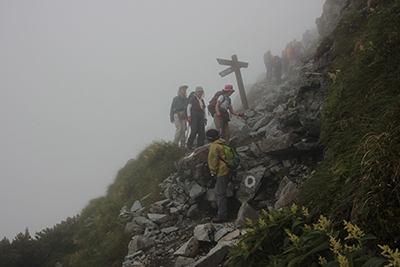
left=235, top=166, right=266, bottom=203
left=193, top=224, right=214, bottom=242
left=173, top=237, right=199, bottom=258
left=316, top=0, right=354, bottom=37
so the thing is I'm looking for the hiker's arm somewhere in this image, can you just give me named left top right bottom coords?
left=208, top=145, right=219, bottom=175
left=203, top=100, right=207, bottom=121
left=229, top=106, right=240, bottom=116
left=187, top=103, right=192, bottom=117
left=170, top=98, right=176, bottom=122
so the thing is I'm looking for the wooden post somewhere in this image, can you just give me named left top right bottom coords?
left=216, top=55, right=249, bottom=110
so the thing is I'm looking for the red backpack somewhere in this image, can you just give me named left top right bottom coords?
left=207, top=90, right=226, bottom=117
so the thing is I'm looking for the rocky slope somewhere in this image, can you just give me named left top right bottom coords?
left=117, top=1, right=357, bottom=266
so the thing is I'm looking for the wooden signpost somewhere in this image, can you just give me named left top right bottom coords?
left=217, top=54, right=249, bottom=110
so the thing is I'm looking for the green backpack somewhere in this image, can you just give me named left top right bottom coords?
left=219, top=144, right=241, bottom=169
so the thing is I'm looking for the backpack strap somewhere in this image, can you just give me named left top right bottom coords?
left=220, top=95, right=231, bottom=112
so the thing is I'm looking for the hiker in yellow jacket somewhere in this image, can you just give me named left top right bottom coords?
left=206, top=129, right=229, bottom=223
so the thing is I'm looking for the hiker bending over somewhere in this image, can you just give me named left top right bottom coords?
left=263, top=50, right=273, bottom=81
left=272, top=55, right=282, bottom=85
left=186, top=86, right=207, bottom=149
left=206, top=129, right=229, bottom=223
left=170, top=85, right=188, bottom=147
left=214, top=85, right=243, bottom=142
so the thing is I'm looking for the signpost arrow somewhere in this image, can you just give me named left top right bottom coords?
left=216, top=55, right=249, bottom=110
left=218, top=66, right=235, bottom=77
left=216, top=58, right=233, bottom=66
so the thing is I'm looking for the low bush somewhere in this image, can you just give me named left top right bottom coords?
left=227, top=204, right=399, bottom=267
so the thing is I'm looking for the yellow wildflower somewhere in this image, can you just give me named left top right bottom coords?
left=330, top=236, right=343, bottom=255
left=291, top=203, right=298, bottom=214
left=304, top=224, right=312, bottom=230
left=313, top=215, right=331, bottom=232
left=318, top=256, right=328, bottom=266
left=345, top=244, right=361, bottom=252
left=285, top=229, right=300, bottom=245
left=262, top=209, right=268, bottom=216
left=241, top=242, right=249, bottom=252
left=301, top=206, right=309, bottom=217
left=338, top=253, right=349, bottom=267
left=328, top=72, right=336, bottom=80
left=343, top=220, right=365, bottom=240
left=245, top=218, right=253, bottom=226
left=268, top=214, right=274, bottom=222
left=259, top=218, right=268, bottom=228
left=379, top=245, right=400, bottom=267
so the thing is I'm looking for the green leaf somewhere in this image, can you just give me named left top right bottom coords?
left=361, top=257, right=387, bottom=267
left=301, top=241, right=330, bottom=259
left=287, top=254, right=304, bottom=267
left=345, top=249, right=354, bottom=267
left=325, top=261, right=340, bottom=267
left=360, top=234, right=377, bottom=242
left=292, top=220, right=305, bottom=230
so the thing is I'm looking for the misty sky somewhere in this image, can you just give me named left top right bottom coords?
left=0, top=0, right=324, bottom=240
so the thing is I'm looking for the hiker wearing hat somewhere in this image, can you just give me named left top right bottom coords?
left=206, top=129, right=229, bottom=223
left=214, top=84, right=244, bottom=142
left=186, top=86, right=207, bottom=149
left=170, top=85, right=188, bottom=147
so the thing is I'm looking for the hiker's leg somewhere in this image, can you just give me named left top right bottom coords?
left=213, top=114, right=222, bottom=136
left=187, top=113, right=199, bottom=148
left=215, top=174, right=229, bottom=220
left=220, top=120, right=230, bottom=142
left=173, top=113, right=181, bottom=144
left=225, top=121, right=230, bottom=142
left=179, top=118, right=187, bottom=147
left=197, top=114, right=205, bottom=147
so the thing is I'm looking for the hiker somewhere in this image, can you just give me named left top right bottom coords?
left=170, top=85, right=188, bottom=147
left=263, top=50, right=274, bottom=81
left=206, top=129, right=229, bottom=223
left=294, top=40, right=305, bottom=58
left=302, top=30, right=312, bottom=49
left=272, top=55, right=283, bottom=84
left=281, top=50, right=289, bottom=78
left=214, top=85, right=243, bottom=142
left=186, top=86, right=207, bottom=149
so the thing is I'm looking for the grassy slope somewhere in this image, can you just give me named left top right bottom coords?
left=66, top=141, right=186, bottom=267
left=297, top=0, right=400, bottom=247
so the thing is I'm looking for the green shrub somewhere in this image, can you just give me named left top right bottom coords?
left=67, top=140, right=185, bottom=266
left=297, top=1, right=400, bottom=247
left=107, top=140, right=185, bottom=205
left=227, top=204, right=398, bottom=267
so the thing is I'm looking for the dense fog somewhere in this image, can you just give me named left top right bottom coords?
left=0, top=0, right=324, bottom=240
